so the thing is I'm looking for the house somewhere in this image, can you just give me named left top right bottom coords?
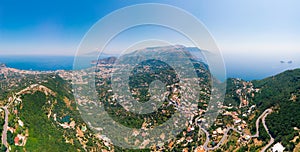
left=271, top=143, right=285, bottom=152
left=182, top=148, right=189, bottom=152
left=18, top=120, right=24, bottom=127
left=186, top=136, right=193, bottom=143
left=187, top=126, right=195, bottom=132
left=14, top=136, right=20, bottom=146
left=69, top=120, right=76, bottom=128
left=168, top=141, right=174, bottom=149
left=213, top=131, right=217, bottom=135
left=234, top=118, right=242, bottom=124
left=244, top=135, right=251, bottom=140
left=216, top=127, right=224, bottom=134
left=60, top=123, right=70, bottom=129
left=194, top=146, right=205, bottom=152
left=14, top=134, right=26, bottom=146
left=7, top=127, right=15, bottom=133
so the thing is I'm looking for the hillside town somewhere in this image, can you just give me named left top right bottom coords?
left=56, top=59, right=289, bottom=152
left=0, top=59, right=298, bottom=152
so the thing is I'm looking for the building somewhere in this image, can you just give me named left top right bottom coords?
left=271, top=142, right=285, bottom=152
left=18, top=120, right=24, bottom=127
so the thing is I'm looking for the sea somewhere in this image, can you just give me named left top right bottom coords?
left=0, top=55, right=298, bottom=81
left=0, top=56, right=95, bottom=71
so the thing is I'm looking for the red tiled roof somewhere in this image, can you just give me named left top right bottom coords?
left=14, top=136, right=19, bottom=145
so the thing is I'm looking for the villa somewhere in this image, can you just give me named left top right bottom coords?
left=271, top=143, right=285, bottom=152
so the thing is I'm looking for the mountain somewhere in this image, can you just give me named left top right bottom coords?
left=122, top=45, right=206, bottom=63
left=89, top=45, right=207, bottom=66
left=0, top=73, right=108, bottom=151
left=82, top=51, right=118, bottom=58
left=91, top=56, right=117, bottom=65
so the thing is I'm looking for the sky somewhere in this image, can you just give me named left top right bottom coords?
left=0, top=0, right=300, bottom=79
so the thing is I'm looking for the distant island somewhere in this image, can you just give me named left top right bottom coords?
left=280, top=60, right=293, bottom=64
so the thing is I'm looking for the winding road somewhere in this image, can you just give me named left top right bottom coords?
left=201, top=127, right=242, bottom=151
left=197, top=108, right=274, bottom=151
left=1, top=106, right=9, bottom=150
left=252, top=109, right=272, bottom=138
left=0, top=85, right=55, bottom=151
left=260, top=110, right=274, bottom=152
left=1, top=94, right=18, bottom=151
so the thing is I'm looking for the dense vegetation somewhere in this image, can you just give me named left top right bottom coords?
left=224, top=78, right=242, bottom=106
left=17, top=92, right=78, bottom=152
left=253, top=69, right=300, bottom=150
left=0, top=74, right=104, bottom=151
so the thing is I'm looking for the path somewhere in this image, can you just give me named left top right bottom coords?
left=1, top=106, right=9, bottom=151
left=260, top=111, right=274, bottom=152
left=197, top=108, right=273, bottom=151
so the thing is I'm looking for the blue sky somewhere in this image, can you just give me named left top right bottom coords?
left=0, top=0, right=299, bottom=59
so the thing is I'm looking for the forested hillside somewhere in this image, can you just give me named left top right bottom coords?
left=252, top=69, right=300, bottom=151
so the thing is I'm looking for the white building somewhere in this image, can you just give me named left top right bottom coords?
left=271, top=142, right=285, bottom=152
left=18, top=120, right=24, bottom=127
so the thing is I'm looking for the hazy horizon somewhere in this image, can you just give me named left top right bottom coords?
left=1, top=0, right=300, bottom=80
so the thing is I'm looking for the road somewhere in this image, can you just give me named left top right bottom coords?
left=197, top=108, right=273, bottom=151
left=251, top=109, right=272, bottom=138
left=201, top=126, right=242, bottom=151
left=260, top=111, right=274, bottom=152
left=1, top=106, right=9, bottom=150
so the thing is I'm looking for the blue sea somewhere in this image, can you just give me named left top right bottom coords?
left=0, top=56, right=92, bottom=71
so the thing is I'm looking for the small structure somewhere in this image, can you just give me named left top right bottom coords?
left=234, top=118, right=242, bottom=124
left=271, top=142, right=285, bottom=152
left=244, top=135, right=251, bottom=140
left=18, top=120, right=24, bottom=127
left=14, top=136, right=20, bottom=146
left=69, top=120, right=76, bottom=129
left=195, top=146, right=205, bottom=152
left=216, top=127, right=224, bottom=134
left=14, top=134, right=26, bottom=146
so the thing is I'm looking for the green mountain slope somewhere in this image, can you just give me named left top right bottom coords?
left=3, top=74, right=106, bottom=152
left=252, top=69, right=300, bottom=151
left=18, top=92, right=77, bottom=152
